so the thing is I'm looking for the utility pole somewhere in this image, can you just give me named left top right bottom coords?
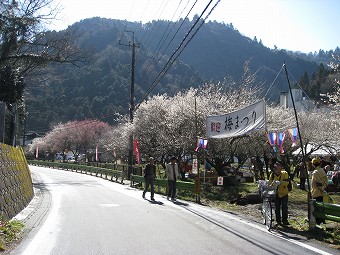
left=0, top=102, right=5, bottom=143
left=119, top=31, right=139, bottom=179
left=194, top=97, right=201, bottom=203
left=11, top=103, right=17, bottom=146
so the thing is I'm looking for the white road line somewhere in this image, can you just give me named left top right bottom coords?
left=99, top=203, right=120, bottom=207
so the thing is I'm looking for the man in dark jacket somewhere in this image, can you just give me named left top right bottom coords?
left=142, top=157, right=156, bottom=201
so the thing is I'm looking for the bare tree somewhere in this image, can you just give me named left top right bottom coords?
left=0, top=0, right=89, bottom=76
left=0, top=0, right=90, bottom=145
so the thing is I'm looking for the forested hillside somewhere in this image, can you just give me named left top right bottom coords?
left=26, top=17, right=327, bottom=133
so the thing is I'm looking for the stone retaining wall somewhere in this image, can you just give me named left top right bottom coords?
left=0, top=143, right=33, bottom=220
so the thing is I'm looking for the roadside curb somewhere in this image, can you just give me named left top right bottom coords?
left=12, top=172, right=52, bottom=234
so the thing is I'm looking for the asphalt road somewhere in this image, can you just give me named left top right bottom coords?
left=10, top=166, right=339, bottom=255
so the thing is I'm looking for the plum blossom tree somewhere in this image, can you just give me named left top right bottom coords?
left=29, top=119, right=111, bottom=161
left=295, top=109, right=340, bottom=156
left=264, top=102, right=340, bottom=159
left=328, top=52, right=340, bottom=108
left=29, top=137, right=46, bottom=158
left=132, top=79, right=339, bottom=176
left=290, top=53, right=340, bottom=157
left=133, top=94, right=171, bottom=160
left=132, top=78, right=263, bottom=175
left=100, top=120, right=131, bottom=163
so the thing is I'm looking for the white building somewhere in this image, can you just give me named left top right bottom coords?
left=279, top=88, right=314, bottom=111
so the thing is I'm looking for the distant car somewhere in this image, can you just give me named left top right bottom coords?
left=55, top=153, right=75, bottom=161
left=76, top=154, right=86, bottom=161
left=55, top=153, right=63, bottom=160
left=66, top=155, right=75, bottom=162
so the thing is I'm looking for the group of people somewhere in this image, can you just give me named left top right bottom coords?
left=142, top=156, right=180, bottom=202
left=142, top=155, right=333, bottom=226
left=269, top=157, right=332, bottom=226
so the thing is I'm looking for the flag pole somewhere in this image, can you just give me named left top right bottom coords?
left=203, top=148, right=206, bottom=184
left=283, top=62, right=312, bottom=222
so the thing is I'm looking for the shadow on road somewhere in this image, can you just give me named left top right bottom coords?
left=144, top=199, right=164, bottom=205
left=173, top=200, right=189, bottom=206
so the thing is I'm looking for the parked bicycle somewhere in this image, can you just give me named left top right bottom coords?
left=258, top=180, right=280, bottom=230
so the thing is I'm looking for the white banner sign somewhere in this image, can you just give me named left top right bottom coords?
left=206, top=100, right=266, bottom=138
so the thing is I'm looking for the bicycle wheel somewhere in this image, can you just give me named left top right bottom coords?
left=265, top=200, right=273, bottom=230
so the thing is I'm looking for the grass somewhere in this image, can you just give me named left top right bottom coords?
left=0, top=218, right=24, bottom=251
left=288, top=187, right=340, bottom=248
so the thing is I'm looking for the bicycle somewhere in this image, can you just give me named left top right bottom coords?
left=258, top=180, right=280, bottom=230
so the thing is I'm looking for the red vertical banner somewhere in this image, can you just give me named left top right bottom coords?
left=192, top=158, right=198, bottom=174
left=95, top=144, right=98, bottom=161
left=35, top=147, right=39, bottom=158
left=133, top=140, right=140, bottom=165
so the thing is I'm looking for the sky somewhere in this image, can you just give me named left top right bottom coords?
left=51, top=0, right=340, bottom=53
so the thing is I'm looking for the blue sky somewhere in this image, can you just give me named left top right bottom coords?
left=52, top=0, right=340, bottom=53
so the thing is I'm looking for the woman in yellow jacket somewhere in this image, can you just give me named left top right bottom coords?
left=269, top=162, right=290, bottom=225
left=311, top=157, right=328, bottom=224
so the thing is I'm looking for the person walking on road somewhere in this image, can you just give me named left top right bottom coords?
left=142, top=157, right=156, bottom=201
left=269, top=162, right=290, bottom=226
left=165, top=157, right=180, bottom=201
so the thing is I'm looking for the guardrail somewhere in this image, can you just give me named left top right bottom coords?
left=28, top=160, right=125, bottom=184
left=130, top=174, right=195, bottom=193
left=313, top=201, right=340, bottom=223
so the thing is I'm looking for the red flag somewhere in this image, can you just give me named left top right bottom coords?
left=35, top=146, right=39, bottom=158
left=133, top=140, right=141, bottom=164
left=95, top=144, right=98, bottom=161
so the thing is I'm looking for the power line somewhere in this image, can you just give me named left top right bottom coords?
left=264, top=64, right=284, bottom=98
left=139, top=0, right=171, bottom=44
left=138, top=0, right=197, bottom=88
left=286, top=67, right=314, bottom=102
left=135, top=0, right=221, bottom=110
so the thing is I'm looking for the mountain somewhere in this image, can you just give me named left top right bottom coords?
left=26, top=17, right=322, bottom=133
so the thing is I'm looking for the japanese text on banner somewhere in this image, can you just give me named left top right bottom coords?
left=206, top=100, right=266, bottom=138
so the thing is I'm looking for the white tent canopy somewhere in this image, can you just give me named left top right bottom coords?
left=293, top=144, right=339, bottom=156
